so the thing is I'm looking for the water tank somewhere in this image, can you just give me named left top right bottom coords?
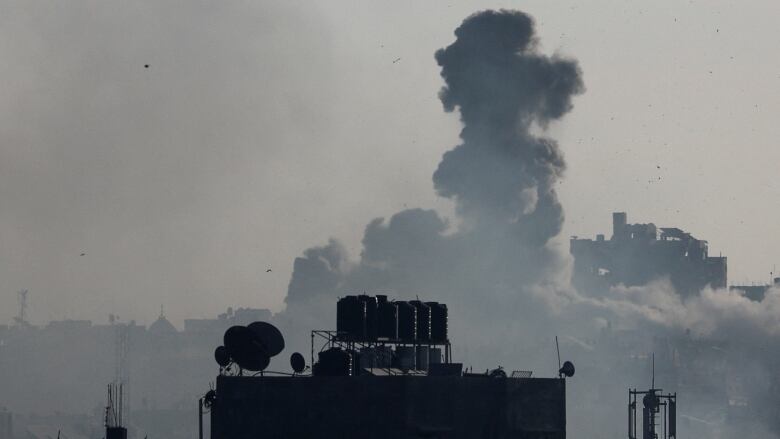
left=358, top=346, right=393, bottom=369
left=426, top=302, right=448, bottom=342
left=410, top=301, right=431, bottom=340
left=357, top=295, right=378, bottom=341
left=315, top=347, right=353, bottom=376
left=337, top=296, right=366, bottom=340
left=377, top=297, right=398, bottom=339
left=429, top=347, right=442, bottom=365
left=106, top=427, right=127, bottom=439
left=397, top=302, right=417, bottom=342
left=394, top=346, right=416, bottom=370
left=375, top=346, right=393, bottom=368
left=415, top=346, right=429, bottom=371
left=359, top=347, right=379, bottom=370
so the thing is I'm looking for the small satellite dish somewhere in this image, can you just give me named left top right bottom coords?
left=214, top=345, right=230, bottom=367
left=247, top=321, right=285, bottom=357
left=489, top=367, right=507, bottom=379
left=559, top=360, right=575, bottom=378
left=290, top=352, right=305, bottom=373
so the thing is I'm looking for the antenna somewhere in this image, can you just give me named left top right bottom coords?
left=105, top=383, right=128, bottom=439
left=114, top=324, right=130, bottom=420
left=14, top=289, right=29, bottom=326
left=555, top=336, right=575, bottom=378
left=651, top=352, right=655, bottom=390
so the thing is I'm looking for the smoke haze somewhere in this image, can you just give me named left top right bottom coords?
left=4, top=2, right=780, bottom=439
left=282, top=8, right=780, bottom=439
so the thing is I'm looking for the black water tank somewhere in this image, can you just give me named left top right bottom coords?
left=106, top=427, right=127, bottom=439
left=315, top=347, right=353, bottom=376
left=393, top=346, right=416, bottom=370
left=410, top=301, right=431, bottom=341
left=415, top=346, right=429, bottom=371
left=377, top=296, right=398, bottom=340
left=336, top=296, right=365, bottom=340
left=426, top=302, right=448, bottom=342
left=357, top=295, right=378, bottom=341
left=429, top=347, right=442, bottom=365
left=397, top=301, right=417, bottom=342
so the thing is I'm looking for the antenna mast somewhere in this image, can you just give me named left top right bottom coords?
left=114, top=323, right=130, bottom=420
left=14, top=289, right=29, bottom=326
left=651, top=353, right=655, bottom=390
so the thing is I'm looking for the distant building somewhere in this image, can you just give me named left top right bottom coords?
left=148, top=312, right=178, bottom=338
left=0, top=305, right=272, bottom=423
left=0, top=408, right=11, bottom=439
left=729, top=277, right=780, bottom=302
left=570, top=212, right=727, bottom=296
left=184, top=307, right=272, bottom=334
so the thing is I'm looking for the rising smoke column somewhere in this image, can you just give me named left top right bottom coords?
left=285, top=10, right=583, bottom=328
left=433, top=10, right=583, bottom=243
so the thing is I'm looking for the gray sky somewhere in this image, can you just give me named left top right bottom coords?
left=2, top=0, right=780, bottom=326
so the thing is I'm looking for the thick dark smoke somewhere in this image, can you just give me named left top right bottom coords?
left=285, top=10, right=584, bottom=325
left=433, top=10, right=581, bottom=243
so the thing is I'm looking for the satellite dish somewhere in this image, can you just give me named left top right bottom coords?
left=224, top=326, right=253, bottom=358
left=240, top=349, right=270, bottom=372
left=489, top=367, right=507, bottom=379
left=290, top=352, right=306, bottom=373
left=223, top=325, right=270, bottom=371
left=247, top=321, right=285, bottom=357
left=559, top=360, right=575, bottom=378
left=214, top=345, right=230, bottom=367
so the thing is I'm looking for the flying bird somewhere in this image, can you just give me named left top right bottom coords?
left=80, top=253, right=86, bottom=256
left=266, top=269, right=272, bottom=273
left=392, top=57, right=401, bottom=64
left=144, top=64, right=150, bottom=69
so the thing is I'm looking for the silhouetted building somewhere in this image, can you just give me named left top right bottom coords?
left=212, top=375, right=566, bottom=439
left=208, top=295, right=569, bottom=439
left=571, top=212, right=727, bottom=296
left=0, top=408, right=11, bottom=439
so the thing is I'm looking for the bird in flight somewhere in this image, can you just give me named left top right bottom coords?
left=392, top=57, right=401, bottom=64
left=80, top=253, right=86, bottom=256
left=266, top=269, right=272, bottom=273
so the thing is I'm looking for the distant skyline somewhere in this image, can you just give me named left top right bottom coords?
left=2, top=0, right=780, bottom=326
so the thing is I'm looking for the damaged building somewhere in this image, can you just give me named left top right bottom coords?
left=729, top=278, right=780, bottom=302
left=570, top=212, right=727, bottom=296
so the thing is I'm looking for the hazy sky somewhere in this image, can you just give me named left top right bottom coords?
left=2, top=0, right=780, bottom=326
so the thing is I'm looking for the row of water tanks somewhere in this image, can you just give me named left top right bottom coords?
left=314, top=345, right=443, bottom=376
left=336, top=295, right=448, bottom=342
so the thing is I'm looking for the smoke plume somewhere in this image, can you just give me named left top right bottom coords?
left=285, top=10, right=584, bottom=328
left=281, top=9, right=780, bottom=439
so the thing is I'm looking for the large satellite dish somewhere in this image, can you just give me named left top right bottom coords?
left=290, top=352, right=306, bottom=373
left=247, top=321, right=285, bottom=357
left=223, top=325, right=269, bottom=371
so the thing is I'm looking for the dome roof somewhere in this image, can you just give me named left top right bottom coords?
left=149, top=307, right=177, bottom=336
